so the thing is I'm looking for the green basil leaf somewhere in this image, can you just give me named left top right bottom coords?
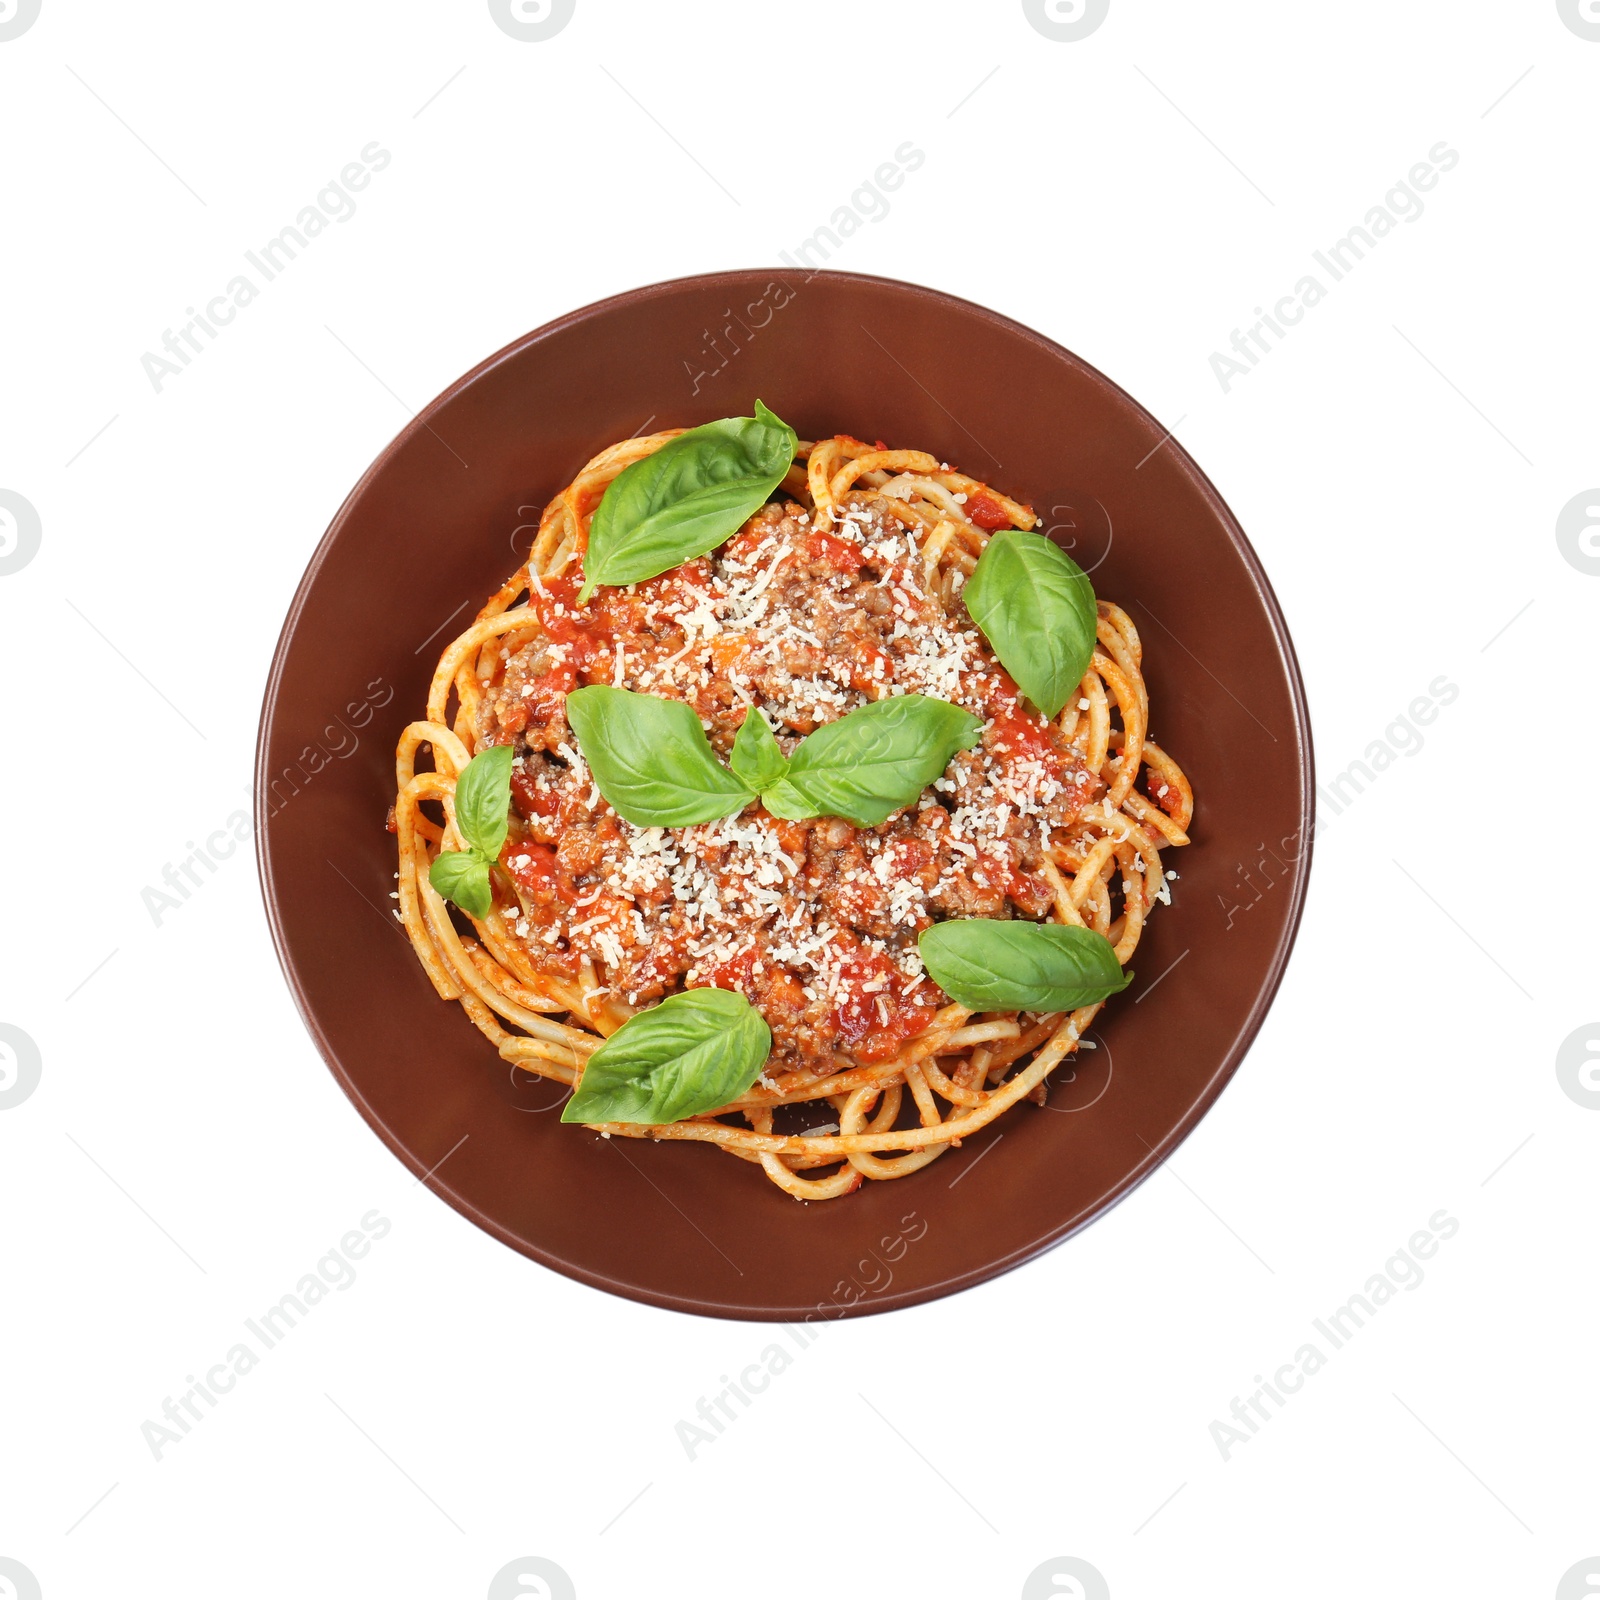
left=963, top=530, right=1098, bottom=719
left=729, top=707, right=789, bottom=793
left=768, top=694, right=983, bottom=827
left=917, top=920, right=1132, bottom=1011
left=429, top=849, right=493, bottom=920
left=578, top=401, right=798, bottom=602
left=453, top=743, right=515, bottom=858
left=756, top=778, right=815, bottom=822
left=566, top=685, right=753, bottom=827
left=562, top=987, right=772, bottom=1124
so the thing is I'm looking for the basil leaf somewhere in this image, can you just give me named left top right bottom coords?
left=429, top=849, right=492, bottom=920
left=918, top=920, right=1132, bottom=1012
left=963, top=530, right=1098, bottom=719
left=567, top=685, right=753, bottom=827
left=729, top=707, right=789, bottom=793
left=578, top=401, right=797, bottom=602
left=767, top=695, right=983, bottom=827
left=562, top=686, right=979, bottom=830
left=562, top=987, right=772, bottom=1124
left=453, top=743, right=515, bottom=858
left=756, top=779, right=813, bottom=822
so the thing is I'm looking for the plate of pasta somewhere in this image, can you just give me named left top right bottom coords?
left=257, top=270, right=1312, bottom=1319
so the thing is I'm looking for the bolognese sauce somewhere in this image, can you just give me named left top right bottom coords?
left=475, top=495, right=1103, bottom=1072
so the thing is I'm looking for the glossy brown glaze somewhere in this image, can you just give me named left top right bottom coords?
left=255, top=270, right=1313, bottom=1321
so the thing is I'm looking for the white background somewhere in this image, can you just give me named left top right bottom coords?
left=2, top=2, right=1597, bottom=1597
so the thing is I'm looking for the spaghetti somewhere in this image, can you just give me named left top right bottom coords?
left=392, top=427, right=1194, bottom=1200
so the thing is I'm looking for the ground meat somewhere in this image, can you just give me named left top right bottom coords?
left=478, top=496, right=1102, bottom=1071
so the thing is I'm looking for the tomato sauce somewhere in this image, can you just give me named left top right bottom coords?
left=474, top=496, right=1101, bottom=1069
left=827, top=943, right=940, bottom=1062
left=964, top=494, right=1013, bottom=531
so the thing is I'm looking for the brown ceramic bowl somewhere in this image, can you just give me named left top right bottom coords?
left=256, top=270, right=1312, bottom=1320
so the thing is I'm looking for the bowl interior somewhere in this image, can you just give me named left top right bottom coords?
left=256, top=270, right=1311, bottom=1320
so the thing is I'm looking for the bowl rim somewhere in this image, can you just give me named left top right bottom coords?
left=254, top=267, right=1316, bottom=1320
